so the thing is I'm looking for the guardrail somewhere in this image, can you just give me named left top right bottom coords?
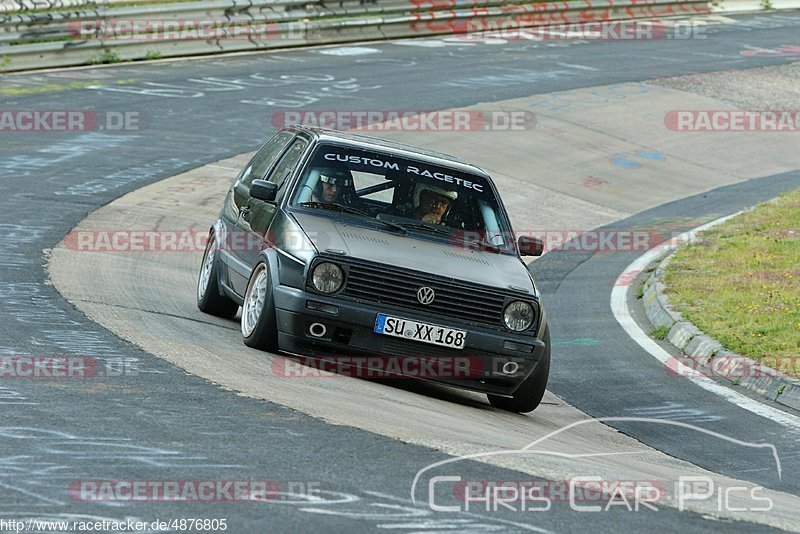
left=0, top=0, right=168, bottom=12
left=710, top=0, right=800, bottom=11
left=0, top=0, right=714, bottom=72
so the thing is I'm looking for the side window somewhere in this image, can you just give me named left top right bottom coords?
left=266, top=138, right=309, bottom=189
left=238, top=132, right=294, bottom=188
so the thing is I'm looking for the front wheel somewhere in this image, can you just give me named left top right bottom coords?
left=488, top=326, right=550, bottom=413
left=197, top=232, right=239, bottom=319
left=241, top=262, right=279, bottom=352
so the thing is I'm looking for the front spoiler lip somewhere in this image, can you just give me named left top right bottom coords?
left=278, top=347, right=520, bottom=399
left=275, top=324, right=543, bottom=397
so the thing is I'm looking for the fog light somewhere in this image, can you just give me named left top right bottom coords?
left=309, top=323, right=327, bottom=338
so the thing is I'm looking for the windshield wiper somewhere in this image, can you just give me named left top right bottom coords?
left=299, top=202, right=406, bottom=233
left=397, top=222, right=454, bottom=236
left=462, top=238, right=501, bottom=253
left=300, top=201, right=368, bottom=216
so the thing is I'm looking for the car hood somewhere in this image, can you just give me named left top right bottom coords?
left=291, top=211, right=535, bottom=296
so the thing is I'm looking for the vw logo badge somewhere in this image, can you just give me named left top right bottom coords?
left=417, top=286, right=435, bottom=305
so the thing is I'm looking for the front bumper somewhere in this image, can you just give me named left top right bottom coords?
left=273, top=285, right=547, bottom=396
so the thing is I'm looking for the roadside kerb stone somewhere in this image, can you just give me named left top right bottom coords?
left=642, top=245, right=800, bottom=412
left=667, top=321, right=703, bottom=351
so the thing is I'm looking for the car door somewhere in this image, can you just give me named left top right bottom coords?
left=236, top=136, right=311, bottom=291
left=223, top=131, right=295, bottom=294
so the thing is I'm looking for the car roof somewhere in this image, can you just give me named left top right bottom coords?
left=290, top=125, right=493, bottom=180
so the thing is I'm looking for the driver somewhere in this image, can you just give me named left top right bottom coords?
left=311, top=168, right=353, bottom=204
left=412, top=184, right=458, bottom=224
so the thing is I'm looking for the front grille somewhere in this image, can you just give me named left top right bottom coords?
left=337, top=258, right=513, bottom=328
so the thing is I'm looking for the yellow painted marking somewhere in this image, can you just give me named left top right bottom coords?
left=0, top=78, right=139, bottom=96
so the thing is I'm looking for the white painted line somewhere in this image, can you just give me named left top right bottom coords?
left=316, top=47, right=382, bottom=56
left=392, top=40, right=449, bottom=48
left=206, top=164, right=241, bottom=171
left=365, top=491, right=555, bottom=533
left=555, top=62, right=599, bottom=71
left=611, top=212, right=800, bottom=431
left=685, top=51, right=742, bottom=58
left=645, top=55, right=684, bottom=63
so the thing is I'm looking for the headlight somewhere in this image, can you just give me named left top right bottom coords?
left=503, top=301, right=534, bottom=332
left=311, top=262, right=344, bottom=294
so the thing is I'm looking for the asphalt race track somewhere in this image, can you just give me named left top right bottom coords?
left=2, top=10, right=800, bottom=533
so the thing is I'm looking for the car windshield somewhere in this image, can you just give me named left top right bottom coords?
left=290, top=143, right=516, bottom=253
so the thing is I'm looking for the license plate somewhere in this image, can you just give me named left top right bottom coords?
left=374, top=314, right=466, bottom=349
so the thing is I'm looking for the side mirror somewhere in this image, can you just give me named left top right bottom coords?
left=518, top=235, right=544, bottom=257
left=250, top=179, right=278, bottom=202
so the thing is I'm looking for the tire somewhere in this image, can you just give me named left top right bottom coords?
left=488, top=326, right=550, bottom=413
left=197, top=231, right=239, bottom=319
left=241, top=262, right=279, bottom=352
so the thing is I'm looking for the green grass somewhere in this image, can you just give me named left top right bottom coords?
left=651, top=325, right=670, bottom=340
left=664, top=188, right=800, bottom=376
left=90, top=49, right=122, bottom=65
left=143, top=50, right=163, bottom=61
left=636, top=282, right=646, bottom=300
